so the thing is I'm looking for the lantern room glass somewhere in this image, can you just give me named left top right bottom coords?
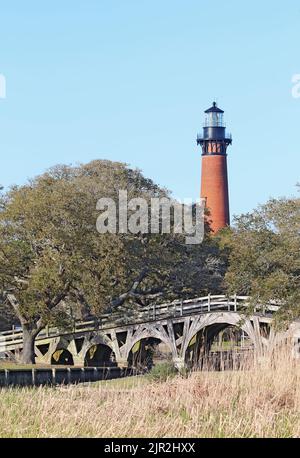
left=205, top=112, right=224, bottom=127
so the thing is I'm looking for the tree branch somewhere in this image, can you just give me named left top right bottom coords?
left=110, top=267, right=149, bottom=308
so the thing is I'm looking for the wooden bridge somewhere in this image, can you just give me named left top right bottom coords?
left=0, top=294, right=299, bottom=369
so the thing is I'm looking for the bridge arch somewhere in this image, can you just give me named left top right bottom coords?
left=84, top=343, right=116, bottom=367
left=123, top=324, right=177, bottom=368
left=181, top=312, right=258, bottom=368
left=78, top=333, right=116, bottom=367
left=51, top=348, right=74, bottom=366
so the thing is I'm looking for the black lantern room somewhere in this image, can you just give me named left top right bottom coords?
left=197, top=102, right=232, bottom=155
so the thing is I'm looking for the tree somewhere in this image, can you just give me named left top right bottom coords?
left=0, top=160, right=225, bottom=363
left=218, top=192, right=300, bottom=323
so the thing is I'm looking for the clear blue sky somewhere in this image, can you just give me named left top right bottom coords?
left=0, top=1, right=299, bottom=217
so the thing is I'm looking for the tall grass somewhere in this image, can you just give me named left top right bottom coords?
left=0, top=345, right=299, bottom=438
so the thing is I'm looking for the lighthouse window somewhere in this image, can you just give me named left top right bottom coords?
left=206, top=112, right=223, bottom=127
left=212, top=113, right=218, bottom=126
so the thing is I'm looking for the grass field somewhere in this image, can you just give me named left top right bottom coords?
left=0, top=347, right=299, bottom=438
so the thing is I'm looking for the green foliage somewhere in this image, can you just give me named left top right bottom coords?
left=147, top=362, right=178, bottom=382
left=218, top=192, right=300, bottom=324
left=0, top=159, right=226, bottom=362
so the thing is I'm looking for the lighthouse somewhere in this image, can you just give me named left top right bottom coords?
left=197, top=102, right=232, bottom=233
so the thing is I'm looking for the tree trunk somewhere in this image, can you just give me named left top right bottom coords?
left=21, top=326, right=37, bottom=364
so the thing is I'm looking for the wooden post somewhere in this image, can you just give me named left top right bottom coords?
left=234, top=294, right=237, bottom=312
left=208, top=294, right=211, bottom=312
left=81, top=368, right=86, bottom=384
left=93, top=367, right=98, bottom=382
left=68, top=368, right=72, bottom=384
left=32, top=368, right=36, bottom=386
left=153, top=304, right=156, bottom=321
left=52, top=368, right=56, bottom=385
left=4, top=369, right=9, bottom=387
left=180, top=299, right=183, bottom=317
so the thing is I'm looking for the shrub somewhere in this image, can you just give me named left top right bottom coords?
left=147, top=362, right=178, bottom=382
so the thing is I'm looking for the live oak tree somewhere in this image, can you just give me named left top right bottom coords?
left=0, top=160, right=226, bottom=363
left=218, top=192, right=300, bottom=324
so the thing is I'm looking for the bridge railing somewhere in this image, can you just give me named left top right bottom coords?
left=0, top=295, right=279, bottom=350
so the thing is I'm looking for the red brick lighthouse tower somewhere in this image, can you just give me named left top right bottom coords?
left=197, top=102, right=232, bottom=232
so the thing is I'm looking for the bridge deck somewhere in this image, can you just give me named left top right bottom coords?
left=0, top=295, right=279, bottom=353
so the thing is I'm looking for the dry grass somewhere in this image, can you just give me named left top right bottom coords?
left=0, top=347, right=300, bottom=438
